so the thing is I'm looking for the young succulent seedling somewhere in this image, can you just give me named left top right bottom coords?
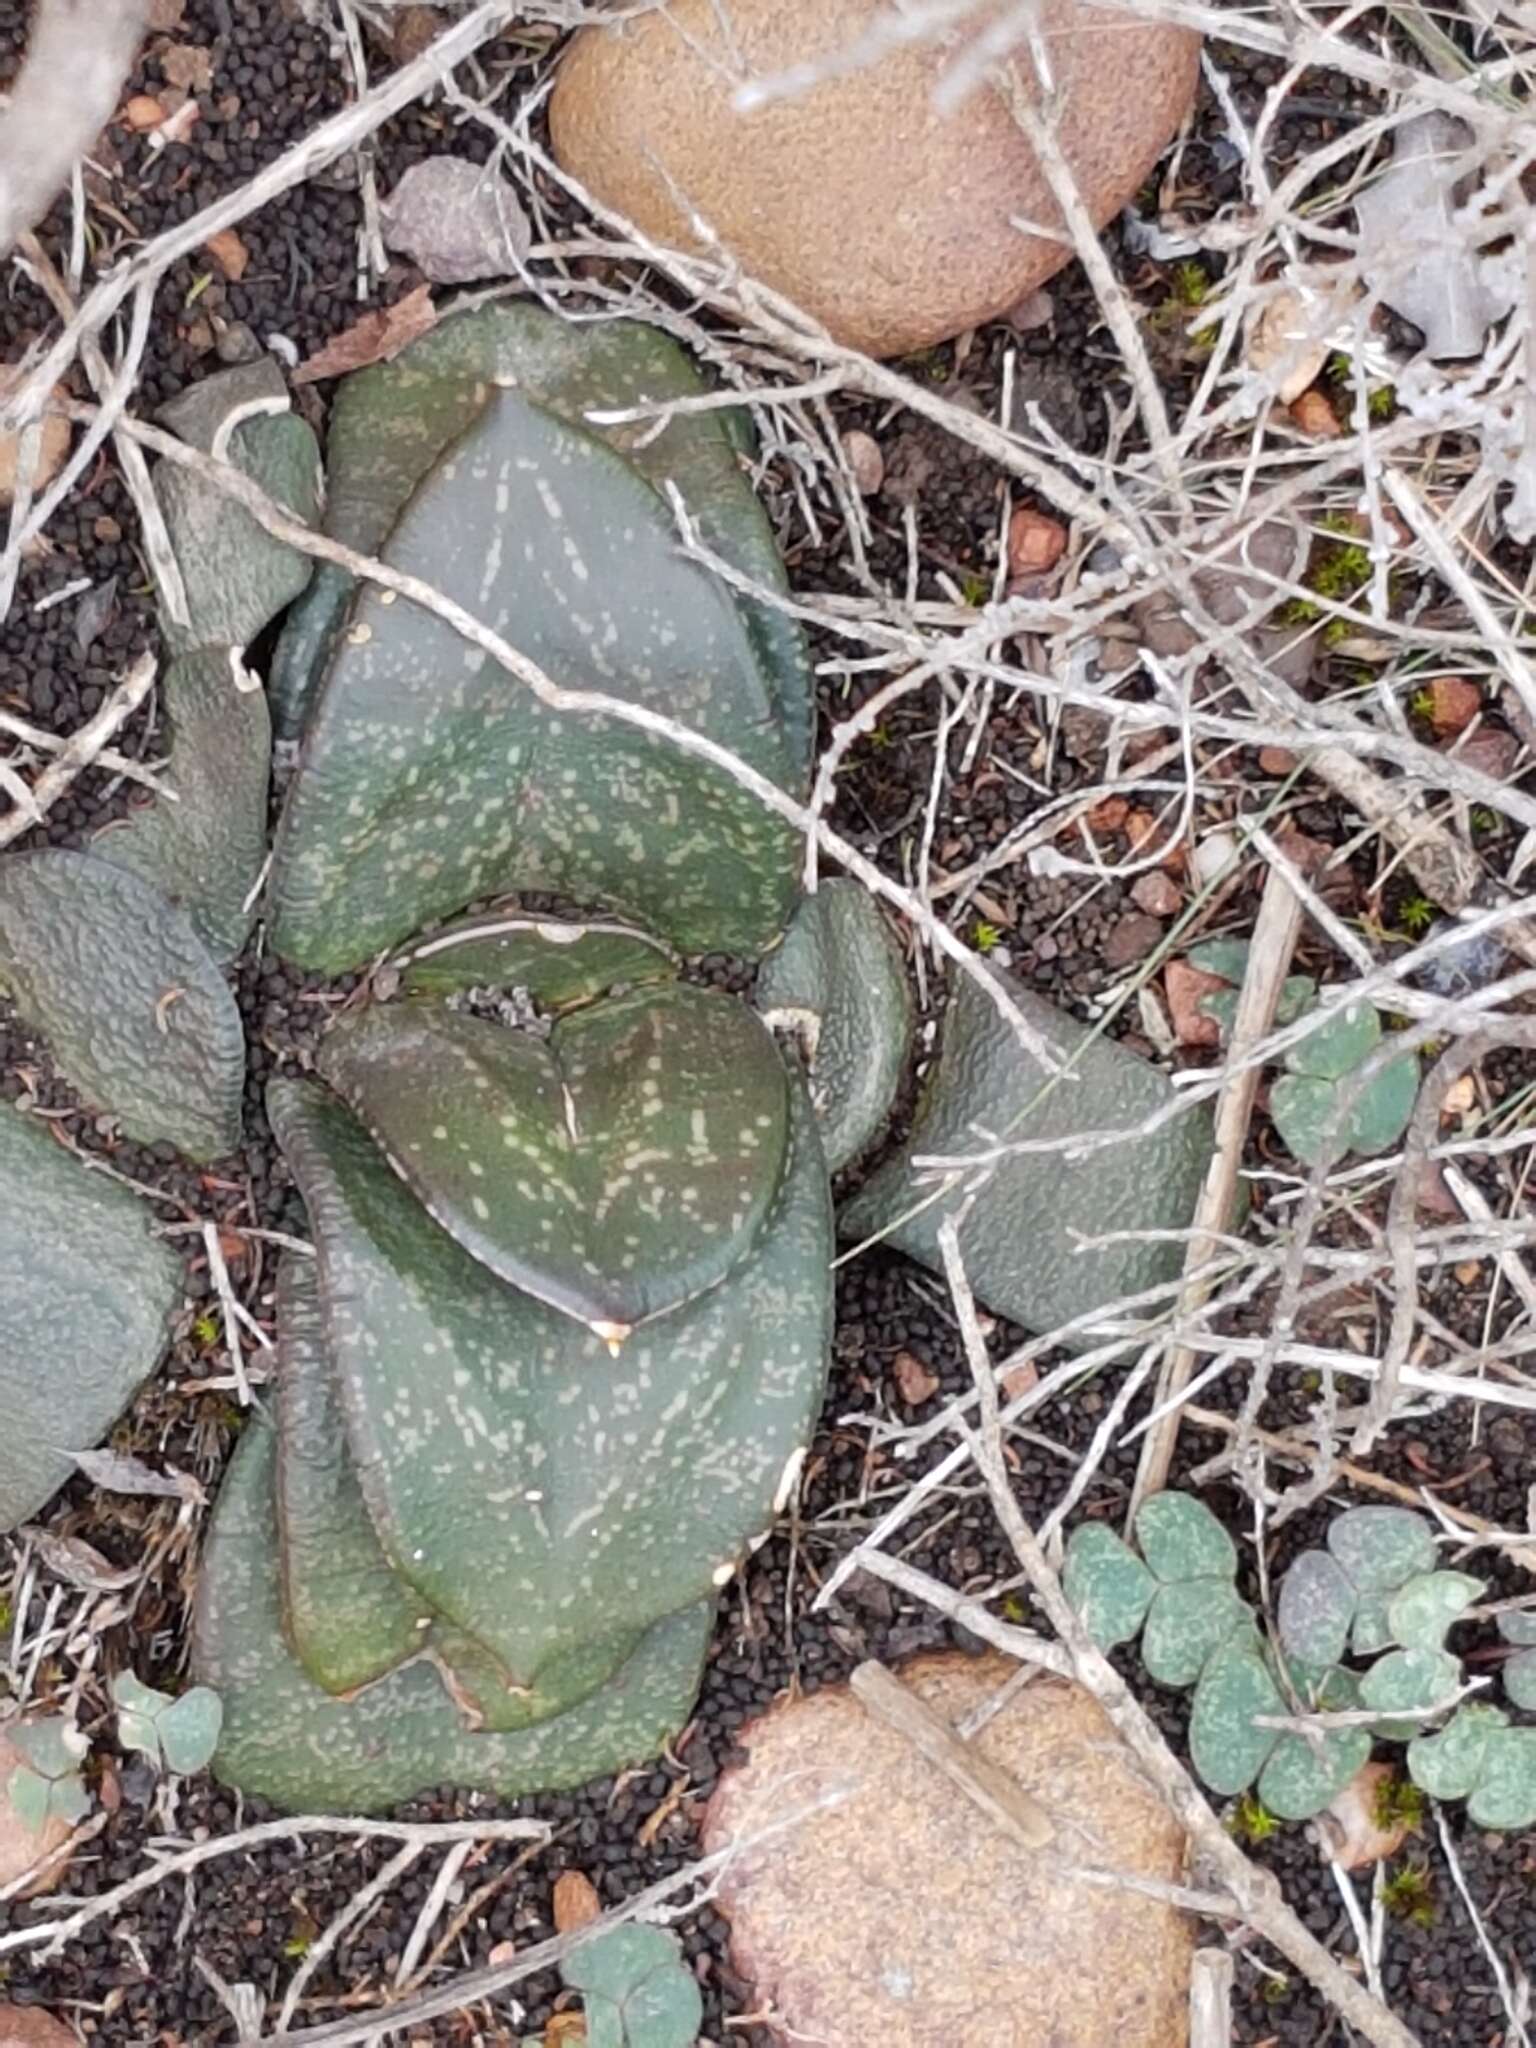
left=112, top=1671, right=224, bottom=1776
left=1067, top=1495, right=1536, bottom=1830
left=559, top=1924, right=703, bottom=2048
left=1177, top=944, right=1417, bottom=1168
left=7, top=1717, right=89, bottom=1834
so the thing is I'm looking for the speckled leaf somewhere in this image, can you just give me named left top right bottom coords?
left=0, top=1099, right=180, bottom=1531
left=1189, top=1635, right=1283, bottom=1797
left=1327, top=1507, right=1437, bottom=1594
left=270, top=386, right=800, bottom=971
left=755, top=879, right=912, bottom=1174
left=273, top=1254, right=428, bottom=1698
left=1351, top=1599, right=1394, bottom=1657
left=1198, top=975, right=1316, bottom=1041
left=1284, top=1001, right=1380, bottom=1081
left=159, top=407, right=321, bottom=654
left=1346, top=1054, right=1419, bottom=1156
left=562, top=1925, right=703, bottom=2048
left=1408, top=1703, right=1508, bottom=1802
left=1061, top=1523, right=1154, bottom=1650
left=268, top=302, right=812, bottom=777
left=0, top=851, right=243, bottom=1159
left=194, top=1422, right=714, bottom=1815
left=1141, top=1579, right=1250, bottom=1688
left=88, top=647, right=271, bottom=963
left=1135, top=1492, right=1237, bottom=1585
left=317, top=984, right=790, bottom=1335
left=268, top=1071, right=830, bottom=1693
left=1503, top=1649, right=1536, bottom=1711
left=1359, top=1646, right=1460, bottom=1734
left=1465, top=1727, right=1536, bottom=1830
left=1498, top=1608, right=1536, bottom=1647
left=1186, top=939, right=1251, bottom=984
left=1277, top=1549, right=1357, bottom=1670
left=432, top=1617, right=646, bottom=1736
left=1269, top=1073, right=1347, bottom=1166
left=395, top=913, right=675, bottom=1009
left=1387, top=1570, right=1482, bottom=1654
left=840, top=964, right=1214, bottom=1340
left=1259, top=1721, right=1371, bottom=1822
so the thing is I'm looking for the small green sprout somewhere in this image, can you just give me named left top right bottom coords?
left=866, top=723, right=893, bottom=751
left=1170, top=260, right=1211, bottom=306
left=1410, top=687, right=1437, bottom=720
left=1260, top=1973, right=1291, bottom=2006
left=191, top=1312, right=220, bottom=1348
left=1381, top=1859, right=1435, bottom=1928
left=973, top=921, right=1004, bottom=954
left=1396, top=896, right=1435, bottom=937
left=1229, top=1790, right=1281, bottom=1844
left=958, top=571, right=991, bottom=607
left=1472, top=807, right=1501, bottom=833
left=1368, top=384, right=1397, bottom=420
left=1372, top=1771, right=1426, bottom=1837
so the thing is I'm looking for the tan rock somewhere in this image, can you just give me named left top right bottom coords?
left=702, top=1652, right=1192, bottom=2046
left=0, top=372, right=71, bottom=505
left=0, top=1733, right=72, bottom=1898
left=550, top=0, right=1201, bottom=358
left=0, top=2006, right=77, bottom=2048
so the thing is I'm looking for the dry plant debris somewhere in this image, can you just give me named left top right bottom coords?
left=0, top=0, right=1533, bottom=2044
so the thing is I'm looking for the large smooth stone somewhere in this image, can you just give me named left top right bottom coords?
left=549, top=0, right=1200, bottom=359
left=702, top=1653, right=1193, bottom=2045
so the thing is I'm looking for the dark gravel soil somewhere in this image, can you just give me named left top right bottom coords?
left=0, top=3, right=1532, bottom=2043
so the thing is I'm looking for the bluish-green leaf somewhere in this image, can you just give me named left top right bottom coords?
left=1141, top=1579, right=1249, bottom=1688
left=394, top=913, right=675, bottom=1009
left=1061, top=1524, right=1154, bottom=1650
left=1189, top=1635, right=1283, bottom=1797
left=0, top=850, right=244, bottom=1160
left=1284, top=1001, right=1380, bottom=1081
left=1327, top=1507, right=1437, bottom=1594
left=1408, top=1703, right=1507, bottom=1802
left=1386, top=1571, right=1482, bottom=1655
left=1466, top=1726, right=1536, bottom=1829
left=1503, top=1649, right=1536, bottom=1711
left=1359, top=1646, right=1460, bottom=1735
left=1276, top=1549, right=1356, bottom=1670
left=1134, top=1492, right=1237, bottom=1584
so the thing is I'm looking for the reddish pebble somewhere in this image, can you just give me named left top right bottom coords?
left=1007, top=504, right=1068, bottom=579
left=1131, top=871, right=1181, bottom=918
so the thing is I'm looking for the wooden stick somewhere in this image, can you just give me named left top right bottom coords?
left=1190, top=1948, right=1234, bottom=2048
left=850, top=1658, right=1055, bottom=1851
left=1130, top=860, right=1303, bottom=1513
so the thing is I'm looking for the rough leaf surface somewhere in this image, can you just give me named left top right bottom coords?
left=270, top=386, right=801, bottom=970
left=159, top=410, right=321, bottom=654
left=193, top=1423, right=714, bottom=1814
left=267, top=1074, right=830, bottom=1694
left=267, top=302, right=811, bottom=777
left=0, top=851, right=244, bottom=1159
left=89, top=647, right=271, bottom=963
left=756, top=878, right=912, bottom=1173
left=1276, top=1549, right=1357, bottom=1670
left=1408, top=1703, right=1506, bottom=1801
left=1327, top=1507, right=1437, bottom=1593
left=1061, top=1523, right=1154, bottom=1650
left=1465, top=1727, right=1536, bottom=1829
left=839, top=965, right=1214, bottom=1338
left=317, top=985, right=790, bottom=1333
left=1188, top=1635, right=1282, bottom=1796
left=1135, top=1491, right=1237, bottom=1584
left=0, top=1101, right=181, bottom=1532
left=1140, top=1580, right=1248, bottom=1688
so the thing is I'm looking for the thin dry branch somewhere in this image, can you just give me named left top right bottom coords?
left=0, top=650, right=157, bottom=850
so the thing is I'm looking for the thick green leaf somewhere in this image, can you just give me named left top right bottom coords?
left=1408, top=1703, right=1507, bottom=1802
left=1061, top=1523, right=1154, bottom=1650
left=1276, top=1549, right=1356, bottom=1670
left=1351, top=1597, right=1394, bottom=1657
left=159, top=406, right=321, bottom=654
left=1259, top=1722, right=1371, bottom=1821
left=1359, top=1646, right=1460, bottom=1734
left=9, top=1718, right=87, bottom=1782
left=1386, top=1570, right=1482, bottom=1654
left=840, top=964, right=1214, bottom=1340
left=1284, top=1001, right=1380, bottom=1081
left=88, top=647, right=271, bottom=963
left=1189, top=1635, right=1283, bottom=1797
left=273, top=1253, right=428, bottom=1697
left=1499, top=1607, right=1536, bottom=1647
left=270, top=388, right=802, bottom=971
left=268, top=1070, right=830, bottom=1694
left=1134, top=1492, right=1237, bottom=1584
left=269, top=303, right=812, bottom=767
left=755, top=879, right=913, bottom=1174
left=110, top=1671, right=223, bottom=1774
left=1503, top=1649, right=1536, bottom=1711
left=395, top=912, right=675, bottom=1008
left=193, top=1423, right=714, bottom=1814
left=1186, top=939, right=1250, bottom=984
left=1269, top=1074, right=1349, bottom=1167
left=1327, top=1506, right=1436, bottom=1594
left=0, top=1099, right=180, bottom=1530
left=0, top=850, right=243, bottom=1159
left=1141, top=1579, right=1249, bottom=1688
left=563, top=1925, right=703, bottom=2048
left=317, top=983, right=790, bottom=1335
left=1466, top=1727, right=1536, bottom=1829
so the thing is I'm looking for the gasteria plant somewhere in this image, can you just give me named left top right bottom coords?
left=0, top=302, right=1216, bottom=1814
left=1066, top=1497, right=1536, bottom=1828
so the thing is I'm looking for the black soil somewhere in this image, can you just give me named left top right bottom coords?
left=0, top=4, right=1531, bottom=2043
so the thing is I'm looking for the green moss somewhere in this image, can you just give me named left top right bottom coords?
left=1229, top=1790, right=1281, bottom=1843
left=1396, top=896, right=1435, bottom=937
left=1372, top=1770, right=1426, bottom=1836
left=973, top=920, right=1004, bottom=954
left=1381, top=1859, right=1436, bottom=1928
